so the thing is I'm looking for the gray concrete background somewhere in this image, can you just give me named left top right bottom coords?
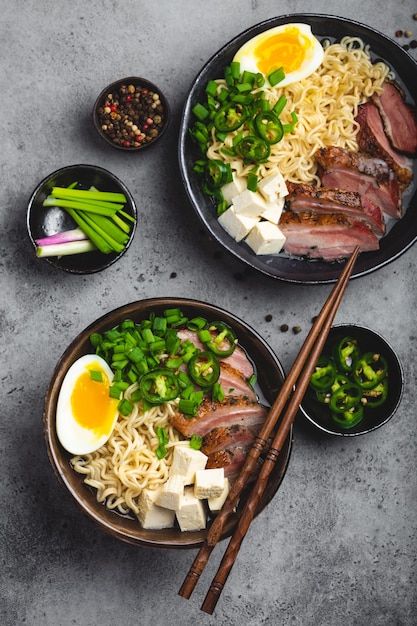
left=1, top=1, right=416, bottom=624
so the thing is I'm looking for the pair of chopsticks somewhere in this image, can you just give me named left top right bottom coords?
left=178, top=246, right=360, bottom=614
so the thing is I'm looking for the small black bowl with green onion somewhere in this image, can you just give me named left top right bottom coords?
left=27, top=164, right=137, bottom=274
left=299, top=324, right=404, bottom=437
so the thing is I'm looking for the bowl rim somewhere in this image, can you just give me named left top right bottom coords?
left=299, top=323, right=404, bottom=437
left=43, top=297, right=293, bottom=548
left=27, top=163, right=137, bottom=274
left=92, top=75, right=171, bottom=151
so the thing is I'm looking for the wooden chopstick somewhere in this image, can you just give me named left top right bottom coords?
left=200, top=246, right=359, bottom=613
left=178, top=246, right=360, bottom=606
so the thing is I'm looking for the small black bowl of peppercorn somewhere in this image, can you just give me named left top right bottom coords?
left=299, top=324, right=404, bottom=437
left=93, top=77, right=170, bottom=151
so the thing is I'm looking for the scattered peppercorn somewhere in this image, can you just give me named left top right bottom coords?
left=411, top=40, right=417, bottom=48
left=170, top=272, right=177, bottom=279
left=292, top=325, right=302, bottom=334
left=96, top=83, right=166, bottom=149
left=265, top=314, right=273, bottom=322
left=395, top=30, right=403, bottom=37
left=280, top=324, right=289, bottom=332
left=405, top=30, right=413, bottom=37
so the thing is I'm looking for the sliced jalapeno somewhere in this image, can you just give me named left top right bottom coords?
left=353, top=352, right=388, bottom=390
left=310, top=356, right=336, bottom=392
left=203, top=322, right=237, bottom=358
left=235, top=135, right=271, bottom=163
left=254, top=110, right=284, bottom=144
left=363, top=377, right=388, bottom=408
left=329, top=382, right=362, bottom=413
left=204, top=159, right=232, bottom=190
left=214, top=102, right=249, bottom=132
left=139, top=368, right=179, bottom=405
left=331, top=403, right=364, bottom=429
left=333, top=336, right=360, bottom=373
left=188, top=351, right=220, bottom=388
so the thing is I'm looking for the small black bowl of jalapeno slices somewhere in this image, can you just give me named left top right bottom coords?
left=299, top=324, right=404, bottom=437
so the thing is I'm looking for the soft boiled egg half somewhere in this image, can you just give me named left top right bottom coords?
left=56, top=354, right=119, bottom=455
left=233, top=23, right=324, bottom=87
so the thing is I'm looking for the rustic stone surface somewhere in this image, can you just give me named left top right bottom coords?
left=1, top=1, right=416, bottom=625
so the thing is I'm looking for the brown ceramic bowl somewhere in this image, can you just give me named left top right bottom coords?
left=93, top=76, right=170, bottom=151
left=299, top=324, right=404, bottom=436
left=27, top=164, right=137, bottom=274
left=43, top=298, right=292, bottom=548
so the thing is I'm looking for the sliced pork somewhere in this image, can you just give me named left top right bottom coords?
left=176, top=327, right=254, bottom=379
left=279, top=211, right=379, bottom=261
left=201, top=424, right=257, bottom=456
left=356, top=102, right=413, bottom=189
left=170, top=395, right=267, bottom=438
left=315, top=146, right=401, bottom=219
left=205, top=447, right=255, bottom=480
left=372, top=81, right=417, bottom=156
left=285, top=181, right=385, bottom=236
left=218, top=361, right=257, bottom=401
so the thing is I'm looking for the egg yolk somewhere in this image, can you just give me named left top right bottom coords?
left=254, top=27, right=313, bottom=75
left=70, top=367, right=118, bottom=434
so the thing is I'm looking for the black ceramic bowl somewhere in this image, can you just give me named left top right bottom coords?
left=178, top=14, right=417, bottom=283
left=93, top=76, right=171, bottom=151
left=299, top=324, right=404, bottom=436
left=43, top=298, right=292, bottom=549
left=27, top=164, right=137, bottom=274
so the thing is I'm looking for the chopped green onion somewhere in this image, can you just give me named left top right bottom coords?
left=190, top=434, right=203, bottom=450
left=247, top=172, right=258, bottom=192
left=118, top=398, right=134, bottom=416
left=272, top=95, right=287, bottom=116
left=268, top=66, right=285, bottom=86
left=192, top=102, right=210, bottom=121
left=51, top=187, right=126, bottom=204
left=205, top=80, right=218, bottom=97
left=179, top=398, right=200, bottom=417
left=187, top=316, right=207, bottom=331
left=35, top=239, right=97, bottom=258
left=89, top=370, right=103, bottom=382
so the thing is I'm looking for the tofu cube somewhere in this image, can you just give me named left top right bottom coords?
left=258, top=170, right=288, bottom=202
left=194, top=468, right=225, bottom=499
left=231, top=189, right=269, bottom=218
left=218, top=207, right=260, bottom=242
left=260, top=196, right=285, bottom=224
left=245, top=221, right=286, bottom=255
left=221, top=175, right=246, bottom=206
left=208, top=478, right=231, bottom=513
left=154, top=474, right=184, bottom=510
left=176, top=486, right=207, bottom=532
left=136, top=487, right=176, bottom=529
left=169, top=445, right=208, bottom=485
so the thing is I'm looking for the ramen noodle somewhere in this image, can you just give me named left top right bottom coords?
left=206, top=37, right=393, bottom=185
left=71, top=383, right=184, bottom=516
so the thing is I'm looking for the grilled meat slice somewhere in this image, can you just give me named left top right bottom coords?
left=218, top=361, right=257, bottom=401
left=372, top=80, right=417, bottom=156
left=170, top=395, right=267, bottom=438
left=315, top=146, right=401, bottom=219
left=280, top=211, right=379, bottom=261
left=205, top=447, right=259, bottom=481
left=286, top=181, right=385, bottom=236
left=356, top=102, right=413, bottom=189
left=176, top=328, right=254, bottom=379
left=201, top=424, right=257, bottom=456
left=315, top=145, right=392, bottom=180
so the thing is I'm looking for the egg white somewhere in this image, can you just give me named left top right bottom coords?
left=233, top=23, right=324, bottom=87
left=56, top=354, right=119, bottom=455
